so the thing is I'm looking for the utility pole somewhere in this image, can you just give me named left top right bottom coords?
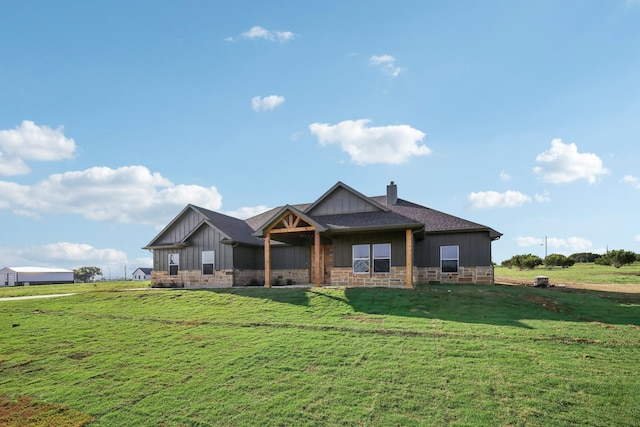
left=545, top=236, right=548, bottom=259
left=124, top=265, right=127, bottom=281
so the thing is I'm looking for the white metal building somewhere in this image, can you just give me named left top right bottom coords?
left=0, top=267, right=74, bottom=286
left=131, top=267, right=153, bottom=281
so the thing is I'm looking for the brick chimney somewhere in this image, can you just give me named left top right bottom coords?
left=386, top=181, right=398, bottom=205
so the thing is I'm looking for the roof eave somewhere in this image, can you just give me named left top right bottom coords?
left=325, top=223, right=424, bottom=234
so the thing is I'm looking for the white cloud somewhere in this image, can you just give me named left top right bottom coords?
left=252, top=95, right=285, bottom=111
left=534, top=190, right=551, bottom=202
left=239, top=25, right=297, bottom=43
left=515, top=235, right=593, bottom=254
left=533, top=138, right=608, bottom=184
left=467, top=190, right=532, bottom=209
left=499, top=170, right=511, bottom=181
left=309, top=119, right=429, bottom=165
left=369, top=54, right=402, bottom=77
left=516, top=236, right=544, bottom=247
left=0, top=120, right=76, bottom=176
left=635, top=235, right=640, bottom=243
left=622, top=175, right=640, bottom=189
left=0, top=165, right=222, bottom=226
left=0, top=242, right=127, bottom=271
left=224, top=205, right=271, bottom=220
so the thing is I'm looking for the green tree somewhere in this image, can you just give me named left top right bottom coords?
left=74, top=266, right=102, bottom=282
left=544, top=253, right=575, bottom=268
left=595, top=250, right=637, bottom=268
left=504, top=254, right=543, bottom=270
left=568, top=252, right=601, bottom=263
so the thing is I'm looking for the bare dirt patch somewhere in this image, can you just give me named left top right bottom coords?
left=0, top=395, right=94, bottom=426
left=522, top=295, right=563, bottom=313
left=342, top=314, right=384, bottom=324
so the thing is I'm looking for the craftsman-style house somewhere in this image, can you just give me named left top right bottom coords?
left=143, top=181, right=501, bottom=288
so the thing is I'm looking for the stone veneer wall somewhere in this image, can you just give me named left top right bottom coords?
left=330, top=266, right=409, bottom=288
left=414, top=266, right=494, bottom=285
left=152, top=268, right=311, bottom=288
left=152, top=270, right=233, bottom=288
left=331, top=265, right=494, bottom=287
left=151, top=265, right=495, bottom=288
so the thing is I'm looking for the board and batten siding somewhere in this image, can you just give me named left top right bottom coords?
left=153, top=221, right=234, bottom=272
left=307, top=187, right=380, bottom=216
left=271, top=245, right=310, bottom=269
left=414, top=231, right=492, bottom=267
left=154, top=209, right=203, bottom=246
left=331, top=231, right=407, bottom=268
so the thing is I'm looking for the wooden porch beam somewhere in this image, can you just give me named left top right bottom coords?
left=264, top=231, right=271, bottom=288
left=269, top=226, right=316, bottom=234
left=314, top=231, right=321, bottom=287
left=405, top=228, right=413, bottom=288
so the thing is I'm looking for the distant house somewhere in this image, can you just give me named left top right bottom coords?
left=0, top=266, right=74, bottom=286
left=132, top=267, right=153, bottom=281
left=143, top=181, right=502, bottom=288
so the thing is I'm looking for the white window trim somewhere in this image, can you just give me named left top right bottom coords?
left=169, top=253, right=179, bottom=276
left=372, top=243, right=391, bottom=274
left=202, top=250, right=215, bottom=275
left=440, top=245, right=459, bottom=274
left=352, top=244, right=370, bottom=274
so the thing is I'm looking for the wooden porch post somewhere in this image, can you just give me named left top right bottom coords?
left=314, top=230, right=321, bottom=287
left=264, top=231, right=271, bottom=288
left=405, top=228, right=413, bottom=288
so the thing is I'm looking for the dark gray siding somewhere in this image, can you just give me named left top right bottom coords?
left=332, top=231, right=407, bottom=267
left=233, top=245, right=263, bottom=269
left=154, top=209, right=204, bottom=245
left=308, top=187, right=380, bottom=216
left=414, top=231, right=492, bottom=267
left=188, top=226, right=233, bottom=270
left=153, top=223, right=234, bottom=273
left=271, top=246, right=310, bottom=269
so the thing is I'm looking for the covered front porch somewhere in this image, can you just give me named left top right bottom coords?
left=257, top=206, right=416, bottom=289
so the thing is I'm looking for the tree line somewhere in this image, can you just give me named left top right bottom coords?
left=501, top=250, right=639, bottom=270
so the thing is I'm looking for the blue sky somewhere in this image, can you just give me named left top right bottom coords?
left=1, top=1, right=639, bottom=277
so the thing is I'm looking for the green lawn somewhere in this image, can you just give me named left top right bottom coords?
left=495, top=262, right=640, bottom=285
left=1, top=283, right=639, bottom=426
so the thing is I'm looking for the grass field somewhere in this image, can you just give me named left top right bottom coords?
left=1, top=281, right=639, bottom=426
left=495, top=261, right=640, bottom=286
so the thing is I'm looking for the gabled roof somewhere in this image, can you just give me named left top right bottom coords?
left=190, top=206, right=263, bottom=245
left=133, top=267, right=153, bottom=275
left=143, top=204, right=263, bottom=249
left=146, top=181, right=501, bottom=251
left=370, top=196, right=502, bottom=240
left=304, top=181, right=389, bottom=215
left=253, top=204, right=327, bottom=238
left=314, top=211, right=423, bottom=233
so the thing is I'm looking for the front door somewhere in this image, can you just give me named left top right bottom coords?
left=7, top=273, right=15, bottom=286
left=310, top=244, right=333, bottom=285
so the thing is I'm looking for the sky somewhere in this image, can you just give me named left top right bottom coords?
left=1, top=1, right=639, bottom=277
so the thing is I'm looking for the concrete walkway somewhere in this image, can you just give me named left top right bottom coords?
left=0, top=293, right=77, bottom=302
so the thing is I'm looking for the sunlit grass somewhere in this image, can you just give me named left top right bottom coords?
left=1, top=284, right=639, bottom=426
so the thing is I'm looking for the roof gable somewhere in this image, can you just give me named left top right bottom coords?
left=144, top=205, right=263, bottom=249
left=305, top=181, right=389, bottom=216
left=253, top=205, right=326, bottom=238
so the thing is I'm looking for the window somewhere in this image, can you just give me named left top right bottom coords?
left=373, top=243, right=391, bottom=273
left=352, top=244, right=370, bottom=273
left=169, top=253, right=179, bottom=276
left=202, top=250, right=215, bottom=275
left=353, top=243, right=391, bottom=274
left=440, top=246, right=459, bottom=273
